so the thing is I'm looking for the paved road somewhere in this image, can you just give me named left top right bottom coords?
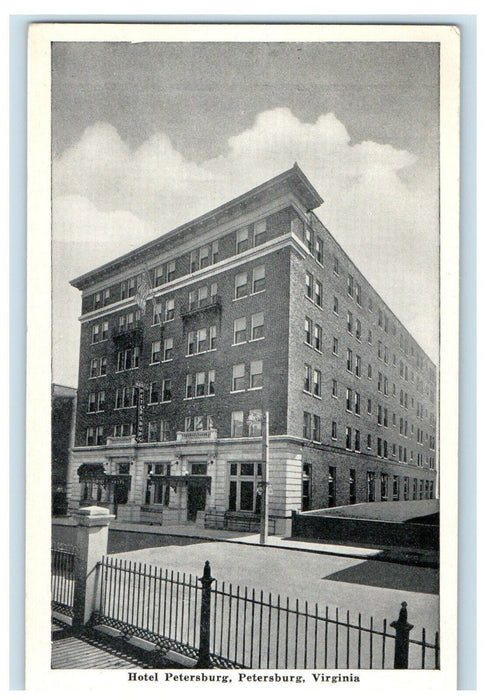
left=113, top=540, right=439, bottom=633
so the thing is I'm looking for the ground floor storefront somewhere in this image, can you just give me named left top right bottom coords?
left=67, top=435, right=437, bottom=536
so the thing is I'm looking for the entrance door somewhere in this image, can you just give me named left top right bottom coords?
left=113, top=481, right=129, bottom=515
left=187, top=463, right=207, bottom=521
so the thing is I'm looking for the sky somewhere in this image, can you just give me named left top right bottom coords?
left=51, top=41, right=440, bottom=387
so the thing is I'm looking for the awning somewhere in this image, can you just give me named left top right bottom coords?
left=77, top=464, right=131, bottom=487
left=148, top=474, right=211, bottom=494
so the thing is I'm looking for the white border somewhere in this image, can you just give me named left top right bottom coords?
left=26, top=23, right=460, bottom=692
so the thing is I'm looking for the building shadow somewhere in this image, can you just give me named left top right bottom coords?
left=323, top=559, right=439, bottom=594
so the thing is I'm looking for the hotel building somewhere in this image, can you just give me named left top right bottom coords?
left=67, top=164, right=437, bottom=534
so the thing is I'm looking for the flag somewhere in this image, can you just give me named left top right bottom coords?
left=135, top=268, right=151, bottom=313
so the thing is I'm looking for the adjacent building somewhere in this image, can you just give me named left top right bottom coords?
left=66, top=164, right=437, bottom=534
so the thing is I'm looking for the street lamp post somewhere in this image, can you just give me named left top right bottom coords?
left=260, top=410, right=270, bottom=545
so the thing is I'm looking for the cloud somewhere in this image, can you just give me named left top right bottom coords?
left=52, top=108, right=439, bottom=385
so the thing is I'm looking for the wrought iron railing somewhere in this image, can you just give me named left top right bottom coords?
left=51, top=542, right=77, bottom=617
left=91, top=557, right=439, bottom=670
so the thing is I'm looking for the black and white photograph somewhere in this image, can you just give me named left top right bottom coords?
left=26, top=22, right=460, bottom=690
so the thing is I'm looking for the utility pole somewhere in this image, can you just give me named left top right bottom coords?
left=260, top=410, right=270, bottom=545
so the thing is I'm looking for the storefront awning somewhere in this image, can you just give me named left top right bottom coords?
left=148, top=474, right=212, bottom=494
left=77, top=464, right=131, bottom=487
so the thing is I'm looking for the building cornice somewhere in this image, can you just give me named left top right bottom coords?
left=79, top=231, right=307, bottom=323
left=70, top=163, right=323, bottom=291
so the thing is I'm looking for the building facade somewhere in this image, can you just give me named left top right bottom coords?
left=67, top=164, right=437, bottom=534
left=52, top=383, right=77, bottom=515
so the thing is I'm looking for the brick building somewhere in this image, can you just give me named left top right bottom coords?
left=67, top=164, right=437, bottom=534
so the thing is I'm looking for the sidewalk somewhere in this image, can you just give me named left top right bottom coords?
left=53, top=517, right=438, bottom=567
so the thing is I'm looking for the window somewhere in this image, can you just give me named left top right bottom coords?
left=367, top=472, right=375, bottom=502
left=232, top=364, right=245, bottom=392
left=162, top=379, right=172, bottom=402
left=368, top=364, right=372, bottom=380
left=328, top=467, right=336, bottom=507
left=355, top=392, right=361, bottom=415
left=196, top=371, right=206, bottom=397
left=91, top=323, right=101, bottom=343
left=333, top=256, right=339, bottom=275
left=212, top=240, right=219, bottom=264
left=331, top=421, right=337, bottom=440
left=305, top=226, right=313, bottom=252
left=333, top=338, right=339, bottom=355
left=367, top=433, right=372, bottom=450
left=378, top=309, right=383, bottom=327
left=154, top=265, right=164, bottom=287
left=198, top=286, right=208, bottom=307
left=346, top=426, right=352, bottom=450
left=151, top=340, right=161, bottom=364
left=378, top=341, right=383, bottom=359
left=314, top=280, right=323, bottom=307
left=355, top=283, right=362, bottom=306
left=347, top=311, right=353, bottom=333
left=355, top=318, right=361, bottom=341
left=153, top=300, right=162, bottom=325
left=305, top=317, right=312, bottom=345
left=236, top=227, right=249, bottom=253
left=231, top=411, right=244, bottom=438
left=161, top=420, right=171, bottom=442
left=332, top=380, right=338, bottom=398
left=167, top=260, right=176, bottom=281
left=368, top=330, right=373, bottom=345
left=89, top=358, right=99, bottom=378
left=305, top=271, right=313, bottom=299
left=148, top=420, right=159, bottom=443
left=367, top=399, right=372, bottom=414
left=347, top=274, right=354, bottom=297
left=315, top=237, right=323, bottom=264
left=87, top=392, right=96, bottom=413
left=149, top=381, right=159, bottom=404
left=355, top=355, right=361, bottom=378
left=313, top=369, right=322, bottom=397
left=312, top=414, right=321, bottom=442
left=346, top=387, right=352, bottom=411
left=228, top=462, right=262, bottom=513
left=252, top=265, right=265, bottom=293
left=251, top=312, right=264, bottom=340
left=86, top=426, right=104, bottom=446
left=314, top=324, right=322, bottom=351
left=164, top=338, right=174, bottom=362
left=250, top=360, right=263, bottom=388
left=254, top=220, right=266, bottom=246
left=304, top=364, right=312, bottom=392
left=302, top=464, right=312, bottom=511
left=403, top=477, right=410, bottom=501
left=248, top=409, right=263, bottom=437
left=186, top=374, right=194, bottom=398
left=354, top=430, right=361, bottom=452
left=392, top=476, right=399, bottom=501
left=165, top=298, right=175, bottom=321
left=116, top=346, right=140, bottom=372
left=333, top=296, right=339, bottom=314
left=346, top=348, right=353, bottom=372
left=381, top=474, right=389, bottom=501
left=196, top=328, right=207, bottom=354
left=233, top=317, right=246, bottom=344
left=303, top=412, right=312, bottom=439
left=199, top=246, right=210, bottom=269
left=235, top=271, right=248, bottom=299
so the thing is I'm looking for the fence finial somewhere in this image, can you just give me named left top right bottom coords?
left=391, top=601, right=414, bottom=669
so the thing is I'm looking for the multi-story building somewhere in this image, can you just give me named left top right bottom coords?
left=67, top=164, right=437, bottom=534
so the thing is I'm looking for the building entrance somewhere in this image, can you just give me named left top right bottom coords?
left=187, top=463, right=207, bottom=521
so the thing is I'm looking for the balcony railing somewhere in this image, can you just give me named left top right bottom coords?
left=176, top=429, right=218, bottom=442
left=106, top=435, right=138, bottom=446
left=180, top=295, right=222, bottom=319
left=111, top=321, right=144, bottom=344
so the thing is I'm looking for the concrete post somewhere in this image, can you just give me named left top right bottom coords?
left=72, top=505, right=115, bottom=630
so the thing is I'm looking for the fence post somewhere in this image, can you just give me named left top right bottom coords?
left=390, top=601, right=414, bottom=669
left=196, top=560, right=215, bottom=668
left=72, top=505, right=115, bottom=631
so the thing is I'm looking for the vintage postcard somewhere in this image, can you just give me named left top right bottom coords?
left=26, top=23, right=459, bottom=691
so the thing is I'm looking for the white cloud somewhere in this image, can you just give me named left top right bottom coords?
left=53, top=108, right=439, bottom=385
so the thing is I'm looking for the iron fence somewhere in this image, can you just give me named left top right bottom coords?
left=90, top=557, right=439, bottom=670
left=51, top=542, right=76, bottom=617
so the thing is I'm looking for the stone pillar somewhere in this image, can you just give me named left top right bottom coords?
left=72, top=506, right=115, bottom=630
